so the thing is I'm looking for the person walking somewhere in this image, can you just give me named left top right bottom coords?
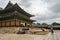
left=48, top=25, right=54, bottom=34
left=50, top=25, right=54, bottom=34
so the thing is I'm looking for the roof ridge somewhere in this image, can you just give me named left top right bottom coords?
left=4, top=1, right=14, bottom=9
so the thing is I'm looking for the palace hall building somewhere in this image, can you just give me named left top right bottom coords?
left=0, top=1, right=34, bottom=27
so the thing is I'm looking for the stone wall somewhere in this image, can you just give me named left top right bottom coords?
left=0, top=27, right=24, bottom=34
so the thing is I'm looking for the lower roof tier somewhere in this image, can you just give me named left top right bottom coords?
left=0, top=15, right=35, bottom=22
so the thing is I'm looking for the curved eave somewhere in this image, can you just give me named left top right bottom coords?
left=0, top=14, right=35, bottom=22
left=0, top=3, right=33, bottom=17
left=0, top=8, right=33, bottom=17
left=13, top=3, right=33, bottom=17
left=30, top=20, right=36, bottom=22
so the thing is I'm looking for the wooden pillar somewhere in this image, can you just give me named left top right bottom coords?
left=5, top=21, right=6, bottom=27
left=19, top=22, right=20, bottom=26
left=0, top=22, right=1, bottom=27
left=1, top=21, right=2, bottom=27
left=6, top=21, right=7, bottom=27
left=10, top=21, right=11, bottom=27
left=14, top=19, right=20, bottom=27
left=25, top=23, right=26, bottom=27
left=19, top=21, right=20, bottom=26
left=10, top=20, right=15, bottom=27
left=18, top=21, right=20, bottom=26
left=15, top=19, right=16, bottom=27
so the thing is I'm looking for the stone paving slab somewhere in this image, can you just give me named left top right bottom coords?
left=0, top=30, right=60, bottom=40
left=0, top=34, right=48, bottom=40
left=45, top=30, right=60, bottom=40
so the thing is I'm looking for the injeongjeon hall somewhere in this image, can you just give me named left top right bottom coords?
left=0, top=1, right=34, bottom=27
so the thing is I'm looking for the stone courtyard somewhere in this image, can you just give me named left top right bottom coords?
left=0, top=30, right=60, bottom=40
left=46, top=30, right=60, bottom=40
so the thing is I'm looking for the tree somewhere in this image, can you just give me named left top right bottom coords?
left=41, top=23, right=48, bottom=25
left=52, top=22, right=60, bottom=26
left=0, top=7, right=3, bottom=10
left=36, top=23, right=40, bottom=25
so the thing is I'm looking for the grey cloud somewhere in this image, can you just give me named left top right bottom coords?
left=42, top=0, right=60, bottom=4
left=20, top=0, right=32, bottom=7
left=0, top=0, right=9, bottom=8
left=32, top=12, right=60, bottom=22
left=50, top=3, right=60, bottom=13
left=30, top=0, right=60, bottom=22
left=43, top=0, right=60, bottom=13
left=0, top=0, right=60, bottom=24
left=37, top=0, right=60, bottom=21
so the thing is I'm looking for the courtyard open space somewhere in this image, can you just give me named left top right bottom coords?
left=0, top=30, right=60, bottom=40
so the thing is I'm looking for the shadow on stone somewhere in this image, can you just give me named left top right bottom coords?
left=17, top=31, right=25, bottom=34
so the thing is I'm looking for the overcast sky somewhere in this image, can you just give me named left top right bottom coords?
left=0, top=0, right=60, bottom=24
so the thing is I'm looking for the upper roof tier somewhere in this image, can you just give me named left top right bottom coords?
left=0, top=1, right=34, bottom=17
left=5, top=1, right=13, bottom=9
